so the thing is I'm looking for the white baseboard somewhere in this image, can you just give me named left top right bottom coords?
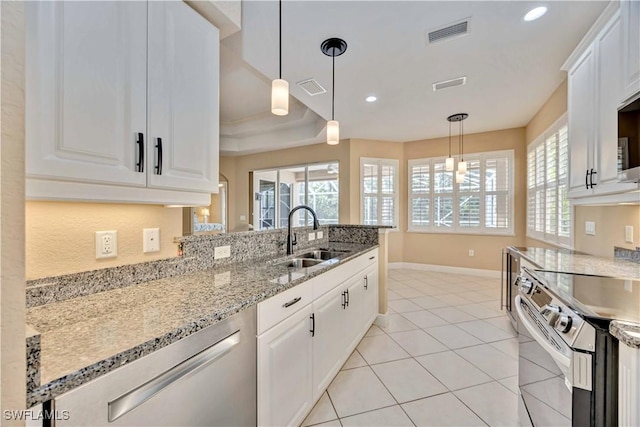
left=388, top=262, right=500, bottom=279
left=374, top=312, right=389, bottom=327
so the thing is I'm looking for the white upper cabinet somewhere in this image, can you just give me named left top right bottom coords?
left=147, top=1, right=219, bottom=193
left=26, top=1, right=219, bottom=205
left=26, top=1, right=147, bottom=187
left=565, top=5, right=638, bottom=202
left=621, top=0, right=640, bottom=101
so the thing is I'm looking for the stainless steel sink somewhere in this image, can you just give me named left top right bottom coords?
left=299, top=250, right=348, bottom=260
left=278, top=258, right=324, bottom=269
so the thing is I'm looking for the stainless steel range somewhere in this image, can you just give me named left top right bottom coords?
left=516, top=261, right=627, bottom=427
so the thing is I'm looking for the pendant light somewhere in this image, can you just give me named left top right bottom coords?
left=271, top=0, right=289, bottom=116
left=447, top=113, right=469, bottom=175
left=445, top=120, right=455, bottom=171
left=321, top=38, right=347, bottom=145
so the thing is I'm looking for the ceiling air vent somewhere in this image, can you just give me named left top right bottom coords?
left=427, top=19, right=470, bottom=44
left=433, top=76, right=467, bottom=91
left=297, top=78, right=327, bottom=96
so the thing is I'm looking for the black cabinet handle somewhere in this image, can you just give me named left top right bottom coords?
left=136, top=133, right=144, bottom=173
left=282, top=296, right=302, bottom=308
left=589, top=168, right=597, bottom=188
left=342, top=291, right=347, bottom=309
left=369, top=256, right=375, bottom=260
left=585, top=169, right=590, bottom=190
left=346, top=289, right=350, bottom=307
left=310, top=313, right=315, bottom=337
left=155, top=138, right=163, bottom=175
left=364, top=275, right=368, bottom=290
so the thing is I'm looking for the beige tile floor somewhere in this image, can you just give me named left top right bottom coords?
left=301, top=269, right=520, bottom=427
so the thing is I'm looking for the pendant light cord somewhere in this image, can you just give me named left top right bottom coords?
left=278, top=0, right=282, bottom=79
left=448, top=121, right=452, bottom=157
left=332, top=53, right=335, bottom=120
left=461, top=119, right=464, bottom=161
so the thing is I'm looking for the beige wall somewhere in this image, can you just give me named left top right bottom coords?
left=402, top=127, right=528, bottom=271
left=526, top=79, right=568, bottom=145
left=26, top=202, right=182, bottom=279
left=574, top=205, right=640, bottom=257
left=1, top=1, right=27, bottom=421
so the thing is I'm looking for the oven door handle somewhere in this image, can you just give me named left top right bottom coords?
left=515, top=295, right=571, bottom=372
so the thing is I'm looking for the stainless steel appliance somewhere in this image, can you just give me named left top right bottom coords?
left=49, top=306, right=257, bottom=426
left=502, top=247, right=523, bottom=329
left=517, top=264, right=626, bottom=427
left=618, top=91, right=640, bottom=183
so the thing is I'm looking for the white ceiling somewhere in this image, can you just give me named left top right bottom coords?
left=219, top=0, right=608, bottom=155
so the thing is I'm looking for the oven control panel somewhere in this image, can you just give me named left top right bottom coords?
left=518, top=268, right=594, bottom=351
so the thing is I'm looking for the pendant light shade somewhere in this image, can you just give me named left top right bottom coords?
left=447, top=113, right=469, bottom=176
left=321, top=38, right=347, bottom=145
left=445, top=157, right=455, bottom=172
left=271, top=0, right=289, bottom=116
left=327, top=120, right=340, bottom=145
left=271, top=79, right=289, bottom=116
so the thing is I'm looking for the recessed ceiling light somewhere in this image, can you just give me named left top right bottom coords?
left=524, top=6, right=547, bottom=21
left=365, top=96, right=377, bottom=103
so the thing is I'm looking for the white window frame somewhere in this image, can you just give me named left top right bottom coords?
left=360, top=157, right=399, bottom=227
left=526, top=113, right=573, bottom=248
left=407, top=149, right=515, bottom=235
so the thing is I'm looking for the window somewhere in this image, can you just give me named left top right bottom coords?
left=408, top=150, right=514, bottom=235
left=527, top=114, right=572, bottom=246
left=253, top=162, right=339, bottom=230
left=361, top=158, right=399, bottom=226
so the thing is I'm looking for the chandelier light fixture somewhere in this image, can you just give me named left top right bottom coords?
left=447, top=113, right=468, bottom=183
left=321, top=37, right=348, bottom=145
left=271, top=0, right=289, bottom=116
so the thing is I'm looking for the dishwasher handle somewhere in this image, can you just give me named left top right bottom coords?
left=108, top=330, right=240, bottom=422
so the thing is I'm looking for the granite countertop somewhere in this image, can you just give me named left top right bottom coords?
left=610, top=321, right=640, bottom=349
left=513, top=246, right=640, bottom=279
left=26, top=242, right=377, bottom=407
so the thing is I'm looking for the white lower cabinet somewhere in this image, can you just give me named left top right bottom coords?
left=618, top=344, right=640, bottom=427
left=257, top=304, right=314, bottom=427
left=257, top=249, right=379, bottom=427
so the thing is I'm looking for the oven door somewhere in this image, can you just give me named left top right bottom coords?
left=516, top=295, right=573, bottom=426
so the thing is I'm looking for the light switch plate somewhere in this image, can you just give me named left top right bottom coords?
left=96, top=230, right=117, bottom=259
left=585, top=221, right=596, bottom=236
left=625, top=226, right=634, bottom=243
left=308, top=232, right=316, bottom=241
left=317, top=231, right=324, bottom=239
left=143, top=228, right=160, bottom=253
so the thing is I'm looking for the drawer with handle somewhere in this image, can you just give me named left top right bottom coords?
left=257, top=279, right=313, bottom=335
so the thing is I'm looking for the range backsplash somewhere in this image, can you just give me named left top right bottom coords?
left=614, top=246, right=640, bottom=264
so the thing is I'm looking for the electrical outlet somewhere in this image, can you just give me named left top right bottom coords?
left=308, top=232, right=316, bottom=241
left=317, top=231, right=324, bottom=239
left=625, top=226, right=634, bottom=243
left=143, top=228, right=160, bottom=253
left=240, top=215, right=246, bottom=221
left=468, top=249, right=475, bottom=257
left=214, top=245, right=231, bottom=259
left=96, top=231, right=117, bottom=259
left=585, top=221, right=596, bottom=236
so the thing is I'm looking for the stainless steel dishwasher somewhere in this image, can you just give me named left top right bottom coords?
left=49, top=306, right=256, bottom=427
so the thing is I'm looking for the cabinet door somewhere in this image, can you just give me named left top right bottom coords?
left=344, top=274, right=366, bottom=356
left=148, top=1, right=220, bottom=193
left=621, top=0, right=640, bottom=100
left=363, top=265, right=379, bottom=327
left=26, top=1, right=147, bottom=186
left=312, top=285, right=347, bottom=401
left=258, top=304, right=314, bottom=427
left=568, top=45, right=596, bottom=195
left=595, top=12, right=623, bottom=187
